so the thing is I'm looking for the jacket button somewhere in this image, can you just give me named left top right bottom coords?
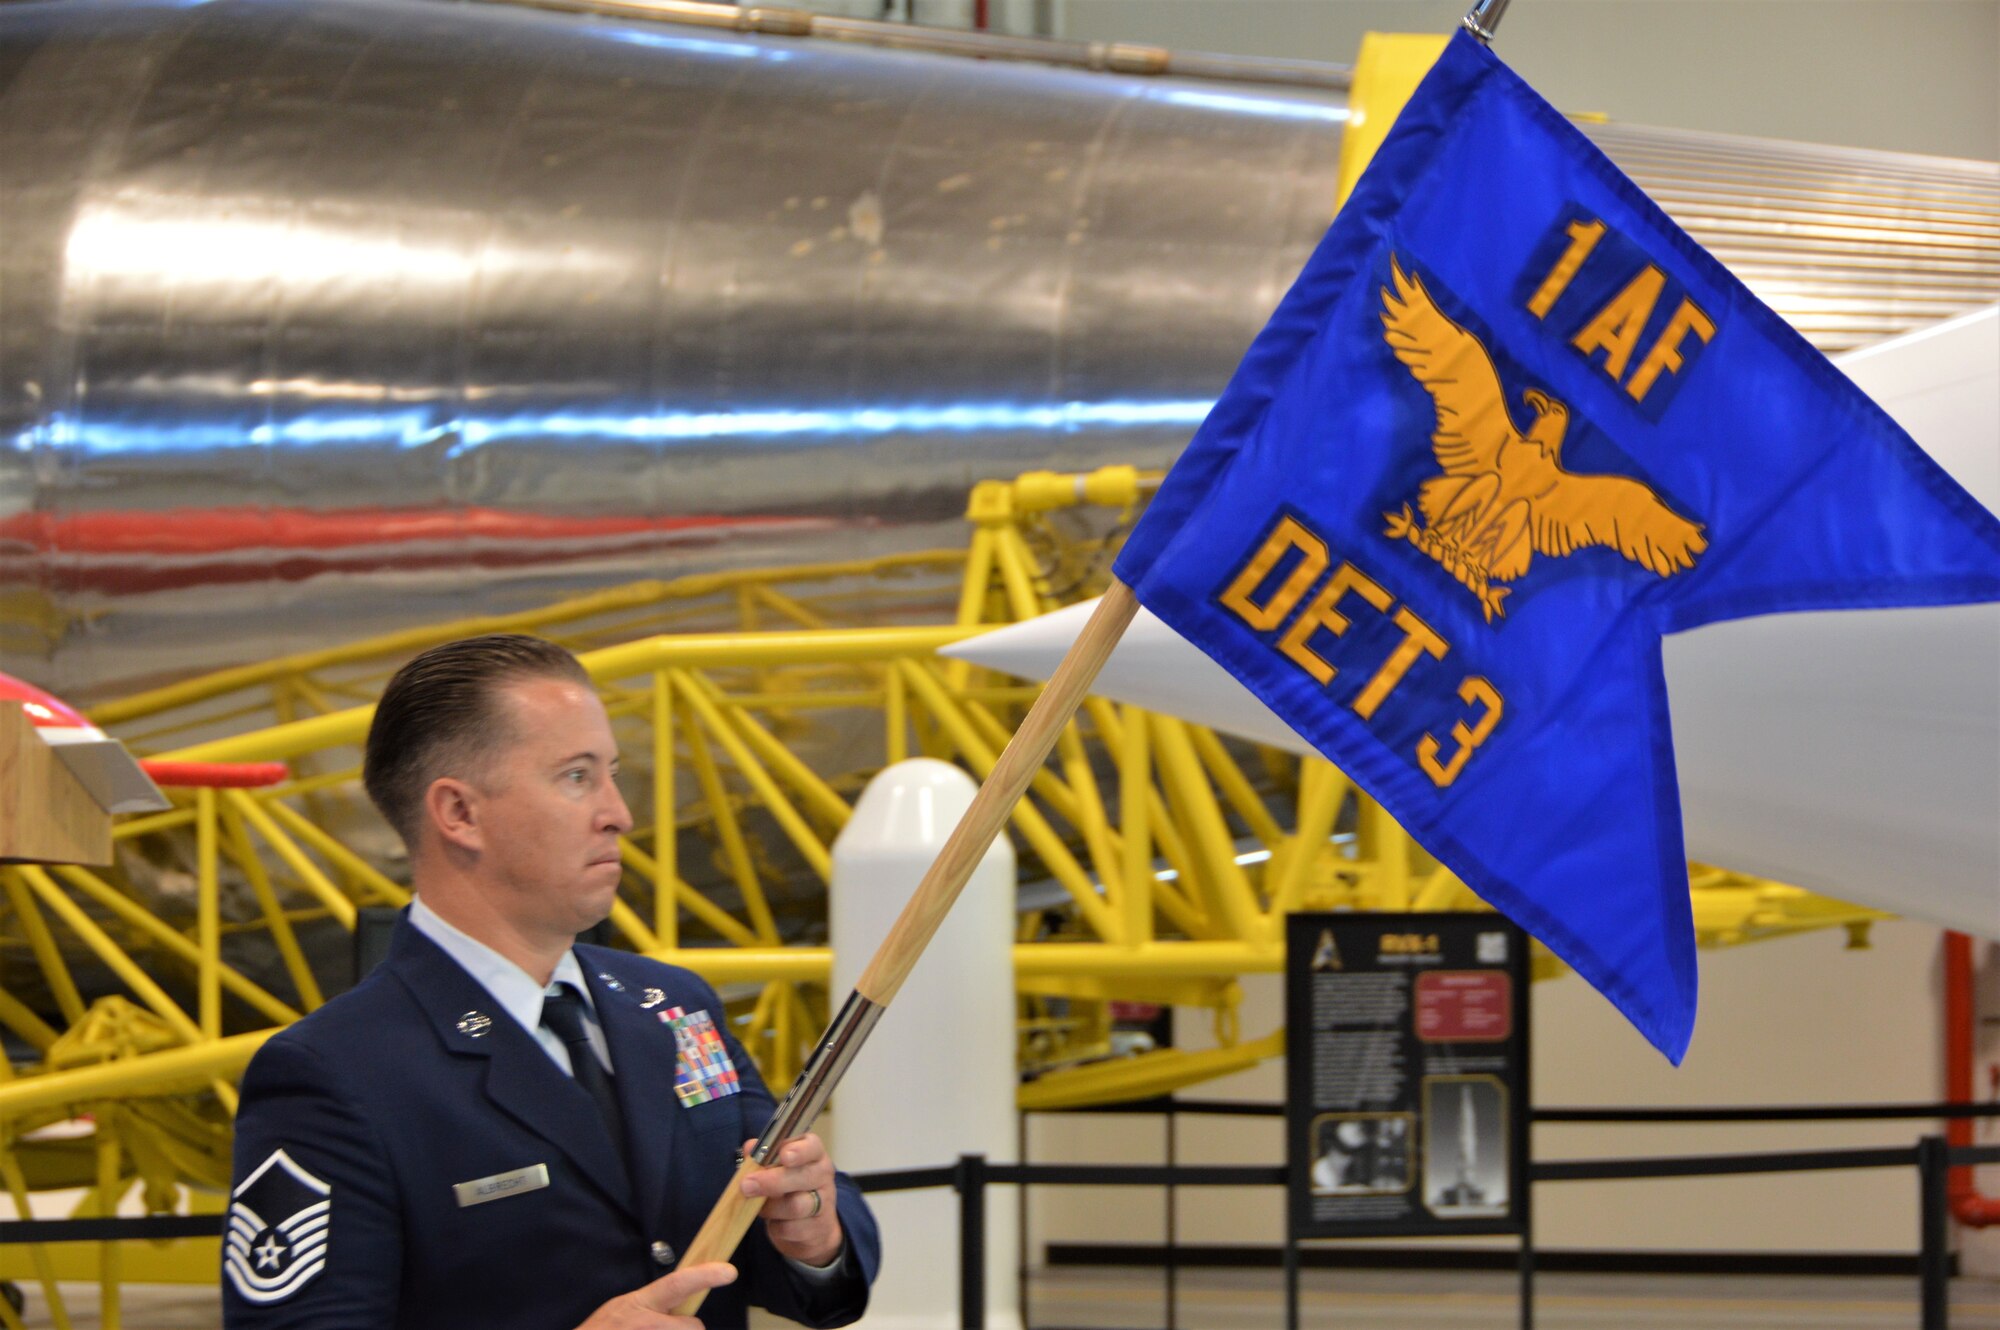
left=650, top=1240, right=676, bottom=1267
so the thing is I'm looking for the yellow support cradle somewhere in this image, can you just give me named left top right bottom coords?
left=0, top=466, right=1884, bottom=1303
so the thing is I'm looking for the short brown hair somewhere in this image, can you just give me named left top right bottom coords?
left=362, top=634, right=591, bottom=846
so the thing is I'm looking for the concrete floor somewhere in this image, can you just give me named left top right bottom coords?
left=1027, top=1267, right=2000, bottom=1329
left=15, top=1269, right=2000, bottom=1329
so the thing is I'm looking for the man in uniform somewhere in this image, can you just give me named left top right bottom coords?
left=223, top=634, right=879, bottom=1329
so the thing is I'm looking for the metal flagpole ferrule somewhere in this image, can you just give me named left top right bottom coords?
left=1461, top=0, right=1511, bottom=43
left=749, top=990, right=886, bottom=1165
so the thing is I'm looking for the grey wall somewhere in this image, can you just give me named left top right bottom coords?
left=1058, top=0, right=2000, bottom=161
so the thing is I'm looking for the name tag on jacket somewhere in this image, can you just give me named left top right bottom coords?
left=453, top=1164, right=551, bottom=1208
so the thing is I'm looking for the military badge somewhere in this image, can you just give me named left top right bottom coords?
left=658, top=1006, right=741, bottom=1106
left=224, top=1148, right=331, bottom=1304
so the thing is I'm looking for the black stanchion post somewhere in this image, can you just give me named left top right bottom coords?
left=1520, top=936, right=1535, bottom=1330
left=958, top=1153, right=987, bottom=1330
left=1519, top=1223, right=1535, bottom=1330
left=1918, top=1134, right=1949, bottom=1330
left=1016, top=1116, right=1030, bottom=1330
left=1519, top=1151, right=1535, bottom=1330
left=1165, top=1104, right=1178, bottom=1330
left=1282, top=1227, right=1300, bottom=1330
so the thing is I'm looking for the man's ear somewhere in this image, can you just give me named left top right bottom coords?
left=425, top=776, right=484, bottom=855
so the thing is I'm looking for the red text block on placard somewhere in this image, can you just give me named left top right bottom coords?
left=1415, top=971, right=1513, bottom=1042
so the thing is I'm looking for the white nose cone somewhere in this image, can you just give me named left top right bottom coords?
left=829, top=759, right=1020, bottom=1330
left=1661, top=305, right=2000, bottom=941
left=943, top=308, right=2000, bottom=941
left=943, top=600, right=1314, bottom=757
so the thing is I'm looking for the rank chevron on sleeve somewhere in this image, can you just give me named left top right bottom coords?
left=225, top=1148, right=332, bottom=1305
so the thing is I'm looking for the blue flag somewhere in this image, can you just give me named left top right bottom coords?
left=1113, top=31, right=2000, bottom=1061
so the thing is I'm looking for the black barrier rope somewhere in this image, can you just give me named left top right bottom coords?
left=1533, top=1143, right=1920, bottom=1182
left=996, top=1163, right=1285, bottom=1187
left=1047, top=1096, right=2000, bottom=1122
left=0, top=1215, right=223, bottom=1244
left=17, top=1144, right=1994, bottom=1246
left=1539, top=1103, right=2000, bottom=1123
left=4, top=1142, right=1997, bottom=1330
left=853, top=1164, right=959, bottom=1194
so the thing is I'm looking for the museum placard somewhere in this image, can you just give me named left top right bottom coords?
left=1285, top=912, right=1529, bottom=1238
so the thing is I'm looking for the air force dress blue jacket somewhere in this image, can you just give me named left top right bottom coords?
left=222, top=917, right=880, bottom=1329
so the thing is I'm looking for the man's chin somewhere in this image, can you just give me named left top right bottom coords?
left=577, top=868, right=622, bottom=921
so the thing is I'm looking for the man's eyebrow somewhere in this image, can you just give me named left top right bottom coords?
left=553, top=751, right=611, bottom=768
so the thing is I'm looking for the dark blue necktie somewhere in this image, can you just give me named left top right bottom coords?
left=540, top=983, right=627, bottom=1163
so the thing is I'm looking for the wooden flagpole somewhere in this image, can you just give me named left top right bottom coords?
left=672, top=579, right=1139, bottom=1312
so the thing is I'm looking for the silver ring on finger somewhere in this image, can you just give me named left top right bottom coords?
left=807, top=1188, right=823, bottom=1219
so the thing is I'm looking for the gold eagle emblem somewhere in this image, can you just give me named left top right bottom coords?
left=1379, top=256, right=1706, bottom=622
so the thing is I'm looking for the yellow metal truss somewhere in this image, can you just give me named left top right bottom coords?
left=0, top=466, right=1883, bottom=1303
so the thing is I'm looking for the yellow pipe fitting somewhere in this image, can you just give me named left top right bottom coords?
left=1080, top=464, right=1148, bottom=508
left=646, top=948, right=832, bottom=985
left=964, top=479, right=1016, bottom=525
left=1010, top=469, right=1081, bottom=513
left=196, top=789, right=221, bottom=1040
left=1014, top=941, right=1284, bottom=978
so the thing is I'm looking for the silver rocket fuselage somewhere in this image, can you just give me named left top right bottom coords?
left=0, top=0, right=1992, bottom=699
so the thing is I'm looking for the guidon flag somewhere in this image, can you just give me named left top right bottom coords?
left=1113, top=30, right=2000, bottom=1061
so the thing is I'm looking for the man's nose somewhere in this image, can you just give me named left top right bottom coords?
left=599, top=778, right=635, bottom=836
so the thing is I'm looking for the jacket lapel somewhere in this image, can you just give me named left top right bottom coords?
left=587, top=969, right=684, bottom=1226
left=386, top=919, right=637, bottom=1219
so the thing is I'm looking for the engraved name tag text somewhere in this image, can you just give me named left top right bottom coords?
left=453, top=1163, right=551, bottom=1208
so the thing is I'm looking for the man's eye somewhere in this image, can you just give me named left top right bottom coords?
left=565, top=769, right=588, bottom=784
